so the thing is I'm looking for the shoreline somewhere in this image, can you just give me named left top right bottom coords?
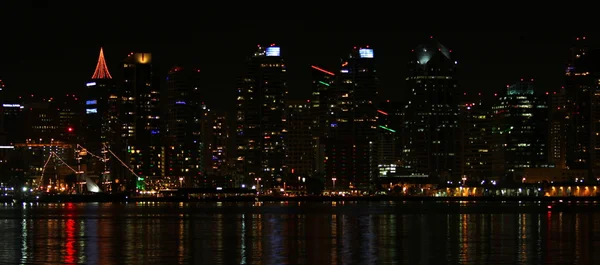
left=4, top=194, right=600, bottom=203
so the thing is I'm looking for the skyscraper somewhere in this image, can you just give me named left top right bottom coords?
left=85, top=48, right=117, bottom=152
left=310, top=65, right=337, bottom=175
left=325, top=46, right=378, bottom=191
left=565, top=36, right=600, bottom=179
left=165, top=66, right=204, bottom=187
left=120, top=52, right=162, bottom=188
left=405, top=37, right=460, bottom=183
left=493, top=80, right=549, bottom=181
left=236, top=45, right=287, bottom=188
left=286, top=100, right=313, bottom=179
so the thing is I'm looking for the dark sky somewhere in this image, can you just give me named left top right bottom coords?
left=0, top=3, right=590, bottom=113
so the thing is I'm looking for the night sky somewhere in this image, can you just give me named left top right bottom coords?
left=0, top=3, right=590, bottom=113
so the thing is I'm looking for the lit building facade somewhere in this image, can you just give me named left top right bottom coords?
left=84, top=47, right=118, bottom=152
left=377, top=101, right=404, bottom=178
left=405, top=38, right=460, bottom=183
left=460, top=94, right=494, bottom=181
left=493, top=80, right=549, bottom=181
left=208, top=113, right=228, bottom=177
left=236, top=45, right=287, bottom=187
left=564, top=36, right=600, bottom=179
left=165, top=66, right=205, bottom=187
left=120, top=52, right=163, bottom=188
left=549, top=87, right=567, bottom=169
left=325, top=46, right=378, bottom=191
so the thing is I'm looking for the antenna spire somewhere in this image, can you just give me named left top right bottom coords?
left=91, top=47, right=113, bottom=79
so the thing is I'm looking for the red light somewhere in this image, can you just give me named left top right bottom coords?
left=311, top=65, right=335, bottom=76
left=68, top=127, right=73, bottom=132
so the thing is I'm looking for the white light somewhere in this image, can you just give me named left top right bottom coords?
left=266, top=47, right=280, bottom=57
left=86, top=82, right=97, bottom=87
left=359, top=48, right=374, bottom=58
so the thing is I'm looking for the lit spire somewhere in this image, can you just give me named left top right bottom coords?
left=91, top=47, right=113, bottom=79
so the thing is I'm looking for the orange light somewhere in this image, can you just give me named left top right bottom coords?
left=91, top=47, right=113, bottom=79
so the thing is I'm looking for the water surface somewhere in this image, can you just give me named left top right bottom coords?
left=0, top=201, right=599, bottom=264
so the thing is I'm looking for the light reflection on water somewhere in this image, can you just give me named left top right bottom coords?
left=0, top=201, right=599, bottom=264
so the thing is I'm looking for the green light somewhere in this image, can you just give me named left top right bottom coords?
left=378, top=125, right=396, bottom=133
left=318, top=81, right=330, bottom=86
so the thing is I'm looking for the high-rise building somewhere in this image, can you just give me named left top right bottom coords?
left=377, top=101, right=404, bottom=178
left=493, top=80, right=549, bottom=181
left=165, top=66, right=204, bottom=187
left=208, top=113, right=228, bottom=178
left=84, top=48, right=118, bottom=153
left=236, top=45, right=287, bottom=188
left=564, top=36, right=600, bottom=179
left=405, top=37, right=460, bottom=183
left=325, top=46, right=378, bottom=191
left=549, top=87, right=567, bottom=169
left=460, top=93, right=494, bottom=181
left=310, top=65, right=337, bottom=175
left=286, top=100, right=313, bottom=179
left=120, top=52, right=162, bottom=188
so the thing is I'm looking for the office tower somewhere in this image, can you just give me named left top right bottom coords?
left=377, top=101, right=404, bottom=178
left=208, top=113, right=228, bottom=178
left=286, top=100, right=313, bottom=179
left=493, top=80, right=549, bottom=181
left=460, top=93, right=494, bottom=181
left=236, top=45, right=287, bottom=188
left=165, top=66, right=204, bottom=187
left=120, top=52, right=162, bottom=188
left=85, top=47, right=118, bottom=152
left=549, top=87, right=567, bottom=169
left=405, top=37, right=460, bottom=183
left=565, top=36, right=600, bottom=179
left=310, top=65, right=337, bottom=175
left=325, top=46, right=378, bottom=191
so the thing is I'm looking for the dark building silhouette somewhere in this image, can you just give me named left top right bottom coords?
left=165, top=65, right=205, bottom=187
left=310, top=65, right=337, bottom=176
left=564, top=36, right=600, bottom=179
left=325, top=46, right=378, bottom=191
left=405, top=37, right=460, bottom=183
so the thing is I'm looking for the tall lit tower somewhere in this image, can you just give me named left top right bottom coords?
left=325, top=46, right=378, bottom=191
left=119, top=52, right=162, bottom=187
left=236, top=44, right=287, bottom=188
left=310, top=65, right=337, bottom=175
left=405, top=37, right=460, bottom=183
left=165, top=66, right=204, bottom=187
left=494, top=80, right=549, bottom=180
left=85, top=48, right=117, bottom=151
left=564, top=36, right=600, bottom=179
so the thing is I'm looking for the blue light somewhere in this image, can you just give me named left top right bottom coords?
left=151, top=130, right=159, bottom=135
left=266, top=47, right=280, bottom=57
left=359, top=48, right=374, bottom=58
left=86, top=100, right=97, bottom=105
left=175, top=101, right=186, bottom=105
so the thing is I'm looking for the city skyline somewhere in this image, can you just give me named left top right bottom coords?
left=1, top=29, right=591, bottom=113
